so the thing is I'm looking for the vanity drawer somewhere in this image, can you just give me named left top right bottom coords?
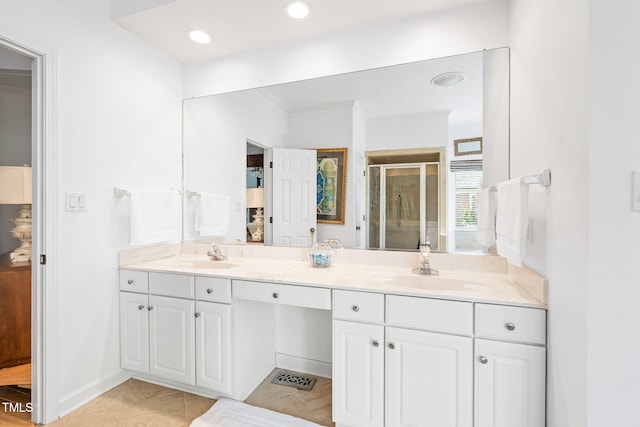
left=149, top=272, right=194, bottom=299
left=119, top=270, right=149, bottom=293
left=475, top=303, right=546, bottom=344
left=386, top=295, right=473, bottom=335
left=195, top=277, right=231, bottom=304
left=333, top=290, right=384, bottom=323
left=232, top=280, right=331, bottom=310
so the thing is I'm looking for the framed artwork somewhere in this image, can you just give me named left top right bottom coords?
left=316, top=148, right=348, bottom=224
left=454, top=137, right=483, bottom=156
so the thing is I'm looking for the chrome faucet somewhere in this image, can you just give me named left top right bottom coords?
left=207, top=243, right=227, bottom=261
left=412, top=238, right=438, bottom=275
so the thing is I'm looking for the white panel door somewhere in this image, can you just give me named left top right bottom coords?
left=195, top=301, right=232, bottom=394
left=149, top=295, right=195, bottom=385
left=386, top=327, right=473, bottom=427
left=475, top=339, right=546, bottom=427
left=271, top=148, right=317, bottom=246
left=333, top=320, right=384, bottom=427
left=120, top=292, right=149, bottom=374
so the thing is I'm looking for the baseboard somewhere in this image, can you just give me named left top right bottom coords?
left=275, top=353, right=332, bottom=379
left=58, top=369, right=130, bottom=417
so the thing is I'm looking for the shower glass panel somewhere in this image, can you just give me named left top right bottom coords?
left=367, top=163, right=439, bottom=251
left=384, top=166, right=421, bottom=250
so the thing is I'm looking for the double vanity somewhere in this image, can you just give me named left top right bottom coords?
left=118, top=242, right=547, bottom=427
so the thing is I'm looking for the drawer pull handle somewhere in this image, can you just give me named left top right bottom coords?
left=388, top=343, right=395, bottom=350
left=207, top=288, right=213, bottom=294
left=195, top=312, right=201, bottom=318
left=148, top=306, right=153, bottom=311
left=505, top=323, right=516, bottom=331
left=138, top=305, right=145, bottom=310
left=127, top=279, right=134, bottom=285
left=272, top=292, right=279, bottom=299
left=352, top=305, right=360, bottom=312
left=479, top=356, right=488, bottom=364
left=372, top=340, right=379, bottom=347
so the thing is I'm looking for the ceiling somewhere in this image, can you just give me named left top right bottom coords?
left=259, top=51, right=482, bottom=122
left=0, top=46, right=32, bottom=90
left=113, top=0, right=487, bottom=64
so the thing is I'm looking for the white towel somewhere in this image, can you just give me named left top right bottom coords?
left=495, top=179, right=529, bottom=266
left=129, top=189, right=181, bottom=246
left=190, top=398, right=323, bottom=427
left=195, top=193, right=230, bottom=237
left=476, top=187, right=497, bottom=249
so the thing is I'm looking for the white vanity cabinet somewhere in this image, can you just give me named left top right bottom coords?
left=474, top=304, right=546, bottom=427
left=332, top=291, right=473, bottom=427
left=119, top=270, right=232, bottom=394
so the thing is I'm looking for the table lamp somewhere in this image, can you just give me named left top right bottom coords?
left=0, top=166, right=32, bottom=264
left=246, top=187, right=264, bottom=242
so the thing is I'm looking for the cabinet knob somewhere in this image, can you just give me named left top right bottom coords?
left=272, top=292, right=279, bottom=299
left=127, top=279, right=134, bottom=285
left=388, top=343, right=395, bottom=350
left=505, top=322, right=516, bottom=331
left=148, top=306, right=154, bottom=311
left=352, top=305, right=360, bottom=312
left=479, top=356, right=488, bottom=364
left=138, top=305, right=144, bottom=310
left=372, top=340, right=379, bottom=347
left=206, top=288, right=213, bottom=294
left=195, top=312, right=201, bottom=318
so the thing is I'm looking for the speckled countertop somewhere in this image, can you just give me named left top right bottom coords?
left=119, top=243, right=547, bottom=309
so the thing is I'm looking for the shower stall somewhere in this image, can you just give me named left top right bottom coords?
left=367, top=162, right=439, bottom=251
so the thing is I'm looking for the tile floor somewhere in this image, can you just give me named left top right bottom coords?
left=0, top=369, right=334, bottom=427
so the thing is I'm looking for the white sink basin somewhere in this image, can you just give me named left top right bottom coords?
left=170, top=260, right=239, bottom=269
left=382, top=274, right=490, bottom=291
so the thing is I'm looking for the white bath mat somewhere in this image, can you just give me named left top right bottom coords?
left=190, top=398, right=324, bottom=427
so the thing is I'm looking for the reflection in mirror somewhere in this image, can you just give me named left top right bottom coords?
left=183, top=48, right=509, bottom=253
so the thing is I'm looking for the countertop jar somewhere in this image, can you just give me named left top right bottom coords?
left=308, top=242, right=334, bottom=268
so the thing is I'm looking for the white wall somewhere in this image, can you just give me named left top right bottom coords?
left=509, top=0, right=589, bottom=426
left=587, top=0, right=640, bottom=425
left=365, top=111, right=449, bottom=152
left=0, top=0, right=183, bottom=418
left=183, top=91, right=288, bottom=243
left=287, top=103, right=356, bottom=245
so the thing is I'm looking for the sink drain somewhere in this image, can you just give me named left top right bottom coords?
left=270, top=370, right=317, bottom=391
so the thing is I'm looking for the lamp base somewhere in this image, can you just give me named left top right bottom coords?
left=9, top=204, right=32, bottom=264
left=251, top=208, right=264, bottom=242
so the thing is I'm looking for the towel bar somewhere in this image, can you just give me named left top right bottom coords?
left=114, top=187, right=182, bottom=197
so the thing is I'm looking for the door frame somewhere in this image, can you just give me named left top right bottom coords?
left=0, top=33, right=59, bottom=423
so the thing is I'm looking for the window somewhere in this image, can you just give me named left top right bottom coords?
left=454, top=170, right=483, bottom=229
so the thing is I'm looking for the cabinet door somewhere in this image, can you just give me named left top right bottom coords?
left=386, top=327, right=473, bottom=427
left=195, top=301, right=232, bottom=394
left=120, top=292, right=149, bottom=374
left=149, top=295, right=195, bottom=385
left=333, top=320, right=384, bottom=427
left=475, top=339, right=546, bottom=427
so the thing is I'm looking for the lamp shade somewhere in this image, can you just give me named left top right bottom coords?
left=0, top=166, right=32, bottom=204
left=246, top=187, right=264, bottom=208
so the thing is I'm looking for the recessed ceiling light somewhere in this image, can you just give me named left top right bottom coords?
left=186, top=29, right=211, bottom=44
left=285, top=1, right=313, bottom=20
left=431, top=72, right=465, bottom=87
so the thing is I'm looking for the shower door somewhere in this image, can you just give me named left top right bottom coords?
left=368, top=163, right=439, bottom=251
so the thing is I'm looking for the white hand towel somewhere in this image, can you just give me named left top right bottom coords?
left=129, top=190, right=181, bottom=246
left=495, top=179, right=529, bottom=266
left=195, top=193, right=230, bottom=237
left=476, top=187, right=497, bottom=249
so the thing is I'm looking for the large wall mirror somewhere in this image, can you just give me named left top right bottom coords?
left=183, top=47, right=509, bottom=253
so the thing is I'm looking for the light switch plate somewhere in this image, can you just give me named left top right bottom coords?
left=633, top=171, right=640, bottom=212
left=66, top=192, right=87, bottom=212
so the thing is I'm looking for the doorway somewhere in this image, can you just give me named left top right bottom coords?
left=0, top=34, right=55, bottom=424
